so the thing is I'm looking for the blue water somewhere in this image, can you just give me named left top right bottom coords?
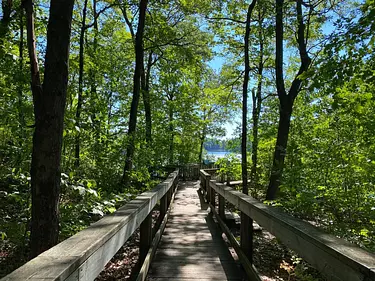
left=205, top=151, right=241, bottom=162
left=206, top=151, right=230, bottom=158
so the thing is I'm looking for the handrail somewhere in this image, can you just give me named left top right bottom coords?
left=199, top=169, right=375, bottom=281
left=1, top=169, right=179, bottom=281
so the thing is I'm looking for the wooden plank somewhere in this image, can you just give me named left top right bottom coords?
left=1, top=170, right=179, bottom=281
left=140, top=213, right=152, bottom=262
left=240, top=212, right=253, bottom=263
left=227, top=180, right=250, bottom=186
left=153, top=246, right=233, bottom=259
left=210, top=203, right=261, bottom=281
left=210, top=180, right=375, bottom=281
left=137, top=178, right=178, bottom=281
left=219, top=194, right=225, bottom=220
left=148, top=262, right=241, bottom=279
left=147, top=180, right=244, bottom=281
left=148, top=278, right=242, bottom=281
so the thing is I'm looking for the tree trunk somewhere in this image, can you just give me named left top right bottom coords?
left=250, top=13, right=264, bottom=197
left=25, top=0, right=74, bottom=258
left=18, top=8, right=25, bottom=135
left=0, top=0, right=12, bottom=37
left=74, top=0, right=89, bottom=169
left=142, top=51, right=153, bottom=144
left=266, top=0, right=311, bottom=200
left=240, top=0, right=257, bottom=263
left=122, top=0, right=148, bottom=185
left=168, top=105, right=174, bottom=165
left=266, top=104, right=292, bottom=200
left=198, top=135, right=204, bottom=166
left=241, top=0, right=257, bottom=196
left=90, top=0, right=101, bottom=144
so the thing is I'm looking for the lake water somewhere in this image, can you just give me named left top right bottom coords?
left=206, top=151, right=229, bottom=158
left=205, top=151, right=241, bottom=161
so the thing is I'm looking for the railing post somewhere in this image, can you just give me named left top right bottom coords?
left=167, top=186, right=172, bottom=207
left=219, top=194, right=225, bottom=220
left=209, top=178, right=215, bottom=213
left=140, top=213, right=152, bottom=262
left=200, top=173, right=204, bottom=190
left=240, top=213, right=253, bottom=263
left=160, top=190, right=168, bottom=220
left=206, top=174, right=211, bottom=203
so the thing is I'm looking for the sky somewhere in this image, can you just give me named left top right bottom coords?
left=205, top=3, right=347, bottom=140
left=208, top=53, right=240, bottom=139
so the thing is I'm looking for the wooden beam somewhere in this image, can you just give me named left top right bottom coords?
left=209, top=204, right=261, bottom=281
left=209, top=180, right=375, bottom=281
left=136, top=177, right=178, bottom=281
left=218, top=194, right=225, bottom=220
left=227, top=179, right=251, bottom=186
left=240, top=213, right=253, bottom=263
left=1, top=170, right=179, bottom=281
left=140, top=213, right=152, bottom=262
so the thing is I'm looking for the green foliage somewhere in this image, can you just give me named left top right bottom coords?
left=1, top=1, right=375, bottom=279
left=59, top=173, right=133, bottom=239
left=216, top=154, right=241, bottom=182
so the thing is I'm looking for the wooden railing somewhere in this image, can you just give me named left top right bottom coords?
left=1, top=170, right=179, bottom=281
left=200, top=169, right=375, bottom=281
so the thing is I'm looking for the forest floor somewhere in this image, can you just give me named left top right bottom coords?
left=94, top=204, right=325, bottom=281
left=231, top=227, right=325, bottom=281
left=0, top=185, right=325, bottom=281
left=94, top=217, right=325, bottom=281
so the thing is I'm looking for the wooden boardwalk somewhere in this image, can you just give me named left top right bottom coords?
left=147, top=181, right=245, bottom=281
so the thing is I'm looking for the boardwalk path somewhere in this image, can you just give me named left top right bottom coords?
left=147, top=181, right=245, bottom=281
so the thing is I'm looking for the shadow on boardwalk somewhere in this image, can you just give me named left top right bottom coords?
left=147, top=181, right=245, bottom=281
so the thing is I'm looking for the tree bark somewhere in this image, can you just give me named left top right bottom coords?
left=241, top=0, right=257, bottom=263
left=18, top=7, right=25, bottom=135
left=266, top=103, right=292, bottom=200
left=168, top=104, right=174, bottom=165
left=250, top=12, right=264, bottom=197
left=198, top=135, right=204, bottom=166
left=122, top=0, right=148, bottom=185
left=241, top=0, right=257, bottom=196
left=266, top=0, right=311, bottom=200
left=25, top=0, right=74, bottom=258
left=90, top=0, right=100, bottom=141
left=142, top=51, right=153, bottom=144
left=0, top=0, right=12, bottom=37
left=74, top=0, right=89, bottom=169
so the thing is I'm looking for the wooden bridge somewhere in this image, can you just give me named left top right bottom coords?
left=2, top=167, right=375, bottom=281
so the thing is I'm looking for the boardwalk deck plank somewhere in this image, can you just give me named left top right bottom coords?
left=147, top=181, right=244, bottom=281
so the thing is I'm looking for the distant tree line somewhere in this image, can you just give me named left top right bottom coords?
left=204, top=138, right=241, bottom=152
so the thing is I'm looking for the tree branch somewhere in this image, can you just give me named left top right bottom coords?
left=85, top=3, right=117, bottom=29
left=206, top=16, right=246, bottom=24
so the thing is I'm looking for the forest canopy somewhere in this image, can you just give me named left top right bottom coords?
left=0, top=0, right=374, bottom=278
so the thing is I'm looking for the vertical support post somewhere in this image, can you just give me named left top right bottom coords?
left=206, top=174, right=211, bottom=203
left=167, top=186, right=172, bottom=207
left=210, top=179, right=215, bottom=213
left=219, top=194, right=225, bottom=220
left=140, top=213, right=152, bottom=262
left=240, top=213, right=253, bottom=263
left=160, top=192, right=168, bottom=220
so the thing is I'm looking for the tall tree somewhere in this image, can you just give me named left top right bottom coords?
left=24, top=0, right=75, bottom=257
left=241, top=0, right=257, bottom=196
left=122, top=0, right=148, bottom=185
left=241, top=0, right=257, bottom=263
left=74, top=0, right=89, bottom=168
left=266, top=0, right=311, bottom=200
left=250, top=2, right=273, bottom=197
left=0, top=0, right=13, bottom=38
